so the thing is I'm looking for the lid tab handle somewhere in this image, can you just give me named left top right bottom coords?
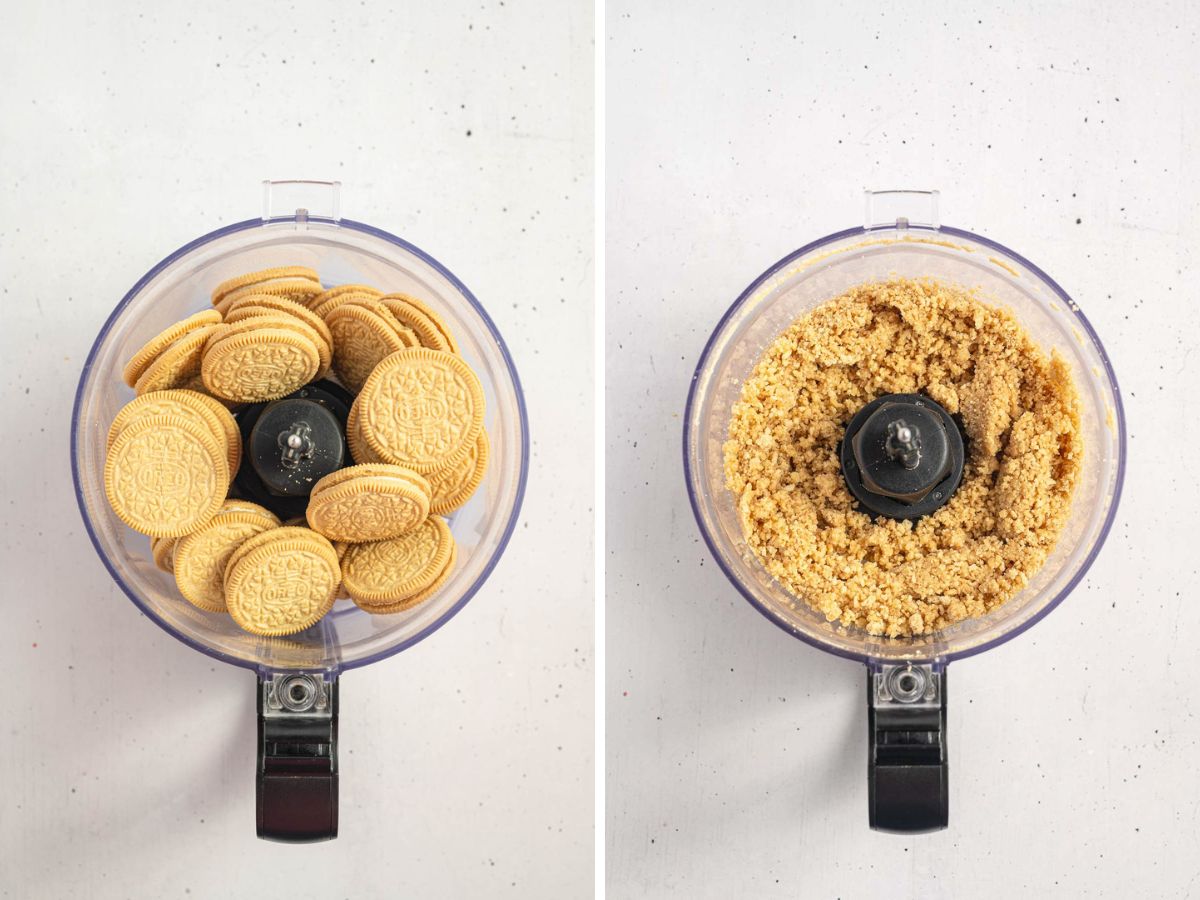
left=864, top=189, right=940, bottom=231
left=867, top=663, right=948, bottom=833
left=261, top=179, right=342, bottom=225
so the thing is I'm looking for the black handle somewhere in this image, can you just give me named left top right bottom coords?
left=867, top=664, right=948, bottom=833
left=257, top=673, right=339, bottom=842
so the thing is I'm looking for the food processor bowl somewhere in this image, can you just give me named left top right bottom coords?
left=684, top=190, right=1125, bottom=831
left=71, top=181, right=529, bottom=841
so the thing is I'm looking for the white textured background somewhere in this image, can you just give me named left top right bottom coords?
left=0, top=1, right=593, bottom=897
left=607, top=1, right=1199, bottom=897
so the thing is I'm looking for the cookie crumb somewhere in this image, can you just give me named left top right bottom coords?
left=723, top=278, right=1081, bottom=638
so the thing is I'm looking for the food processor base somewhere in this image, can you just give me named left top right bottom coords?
left=867, top=664, right=948, bottom=833
left=257, top=673, right=339, bottom=842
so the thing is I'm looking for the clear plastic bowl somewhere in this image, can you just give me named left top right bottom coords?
left=684, top=221, right=1125, bottom=664
left=72, top=208, right=529, bottom=675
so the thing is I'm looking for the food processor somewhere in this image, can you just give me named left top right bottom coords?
left=683, top=190, right=1125, bottom=832
left=71, top=181, right=529, bottom=842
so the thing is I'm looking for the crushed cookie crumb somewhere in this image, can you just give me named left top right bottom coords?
left=723, top=278, right=1081, bottom=638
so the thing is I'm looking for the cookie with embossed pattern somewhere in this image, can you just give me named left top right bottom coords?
left=333, top=540, right=350, bottom=599
left=214, top=275, right=323, bottom=314
left=108, top=389, right=240, bottom=479
left=222, top=293, right=335, bottom=352
left=353, top=541, right=457, bottom=614
left=183, top=391, right=243, bottom=474
left=122, top=309, right=223, bottom=387
left=216, top=500, right=281, bottom=526
left=224, top=525, right=284, bottom=588
left=222, top=525, right=327, bottom=587
left=200, top=327, right=320, bottom=402
left=209, top=313, right=332, bottom=378
left=134, top=325, right=222, bottom=396
left=340, top=516, right=453, bottom=604
left=307, top=461, right=425, bottom=494
left=211, top=266, right=319, bottom=306
left=104, top=414, right=229, bottom=537
left=345, top=396, right=384, bottom=464
left=306, top=467, right=431, bottom=543
left=378, top=295, right=452, bottom=352
left=224, top=530, right=340, bottom=636
left=428, top=430, right=489, bottom=514
left=384, top=293, right=460, bottom=353
left=336, top=296, right=408, bottom=334
left=312, top=289, right=380, bottom=321
left=173, top=511, right=279, bottom=612
left=319, top=283, right=383, bottom=301
left=359, top=348, right=485, bottom=474
left=325, top=304, right=408, bottom=393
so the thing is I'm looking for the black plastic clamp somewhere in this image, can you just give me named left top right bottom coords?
left=867, top=663, right=948, bottom=833
left=257, top=672, right=339, bottom=842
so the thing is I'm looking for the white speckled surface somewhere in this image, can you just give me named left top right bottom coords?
left=0, top=1, right=593, bottom=897
left=607, top=2, right=1198, bottom=897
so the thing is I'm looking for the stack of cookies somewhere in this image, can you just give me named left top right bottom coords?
left=105, top=389, right=241, bottom=536
left=304, top=465, right=461, bottom=612
left=210, top=266, right=324, bottom=313
left=202, top=279, right=335, bottom=403
left=104, top=265, right=492, bottom=637
left=319, top=291, right=458, bottom=391
left=122, top=310, right=224, bottom=396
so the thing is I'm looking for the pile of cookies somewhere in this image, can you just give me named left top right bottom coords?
left=103, top=266, right=490, bottom=636
left=105, top=389, right=241, bottom=535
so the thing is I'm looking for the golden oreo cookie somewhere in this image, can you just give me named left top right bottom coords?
left=345, top=397, right=383, bottom=464
left=108, top=390, right=239, bottom=479
left=151, top=535, right=180, bottom=573
left=134, top=325, right=222, bottom=395
left=182, top=390, right=243, bottom=475
left=358, top=348, right=485, bottom=474
left=216, top=500, right=281, bottom=526
left=210, top=314, right=332, bottom=378
left=306, top=466, right=431, bottom=543
left=218, top=278, right=323, bottom=312
left=211, top=266, right=319, bottom=306
left=318, top=283, right=382, bottom=301
left=223, top=525, right=284, bottom=587
left=332, top=540, right=350, bottom=599
left=223, top=293, right=335, bottom=351
left=201, top=327, right=320, bottom=402
left=122, top=309, right=223, bottom=388
left=354, top=540, right=456, bottom=614
left=428, top=430, right=489, bottom=514
left=325, top=304, right=407, bottom=393
left=224, top=528, right=340, bottom=635
left=312, top=290, right=379, bottom=320
left=104, top=414, right=229, bottom=538
left=386, top=293, right=460, bottom=353
left=340, top=516, right=454, bottom=605
left=173, top=511, right=279, bottom=612
left=378, top=295, right=452, bottom=352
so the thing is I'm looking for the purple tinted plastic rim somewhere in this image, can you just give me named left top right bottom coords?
left=682, top=224, right=1127, bottom=666
left=70, top=216, right=530, bottom=674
